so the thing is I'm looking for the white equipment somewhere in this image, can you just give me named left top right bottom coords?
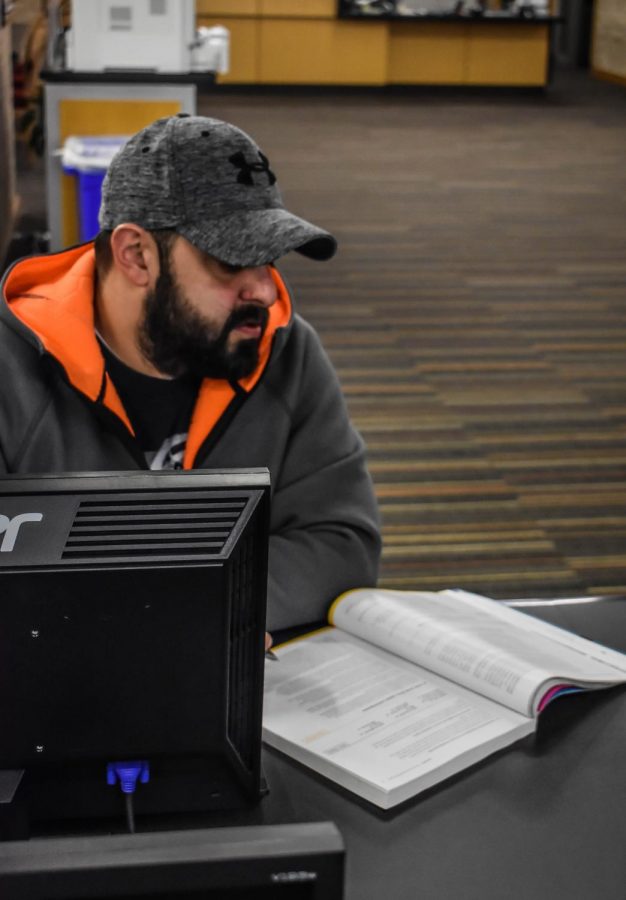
left=65, top=0, right=229, bottom=74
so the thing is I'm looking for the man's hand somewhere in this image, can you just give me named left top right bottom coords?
left=265, top=632, right=273, bottom=651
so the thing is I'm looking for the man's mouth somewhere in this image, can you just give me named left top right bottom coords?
left=233, top=321, right=263, bottom=339
left=229, top=308, right=269, bottom=341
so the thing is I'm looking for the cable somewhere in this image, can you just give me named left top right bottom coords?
left=125, top=791, right=136, bottom=834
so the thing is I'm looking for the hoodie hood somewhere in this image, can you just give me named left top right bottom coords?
left=2, top=243, right=293, bottom=466
left=3, top=244, right=107, bottom=402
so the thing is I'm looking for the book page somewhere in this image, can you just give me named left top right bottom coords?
left=263, top=629, right=534, bottom=809
left=330, top=589, right=626, bottom=717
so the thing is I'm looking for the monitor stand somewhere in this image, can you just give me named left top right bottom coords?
left=0, top=770, right=27, bottom=840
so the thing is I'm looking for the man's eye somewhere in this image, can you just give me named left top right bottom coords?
left=219, top=261, right=244, bottom=276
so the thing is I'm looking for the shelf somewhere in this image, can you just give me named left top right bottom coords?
left=41, top=70, right=215, bottom=85
left=337, top=10, right=561, bottom=24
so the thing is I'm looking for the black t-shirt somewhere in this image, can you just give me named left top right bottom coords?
left=98, top=339, right=200, bottom=470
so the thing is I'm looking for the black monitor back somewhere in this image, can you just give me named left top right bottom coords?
left=0, top=470, right=270, bottom=825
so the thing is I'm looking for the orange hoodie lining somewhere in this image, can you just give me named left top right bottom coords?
left=6, top=247, right=292, bottom=466
left=102, top=373, right=135, bottom=434
left=6, top=246, right=106, bottom=401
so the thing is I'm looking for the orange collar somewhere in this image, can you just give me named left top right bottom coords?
left=6, top=244, right=292, bottom=465
left=7, top=245, right=106, bottom=401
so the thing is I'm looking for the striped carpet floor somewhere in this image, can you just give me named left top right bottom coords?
left=202, top=70, right=626, bottom=599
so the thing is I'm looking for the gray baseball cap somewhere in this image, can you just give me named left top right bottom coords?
left=99, top=114, right=337, bottom=267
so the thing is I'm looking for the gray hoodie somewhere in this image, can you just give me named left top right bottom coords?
left=0, top=244, right=381, bottom=631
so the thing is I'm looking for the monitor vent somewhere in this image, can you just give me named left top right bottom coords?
left=227, top=533, right=261, bottom=773
left=61, top=495, right=246, bottom=563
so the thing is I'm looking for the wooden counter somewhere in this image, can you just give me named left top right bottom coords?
left=196, top=1, right=557, bottom=87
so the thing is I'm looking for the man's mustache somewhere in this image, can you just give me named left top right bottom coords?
left=225, top=305, right=270, bottom=335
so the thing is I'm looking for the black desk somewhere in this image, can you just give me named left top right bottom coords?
left=255, top=597, right=626, bottom=900
left=3, top=599, right=625, bottom=899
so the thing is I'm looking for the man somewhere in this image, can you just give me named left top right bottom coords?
left=0, top=114, right=380, bottom=632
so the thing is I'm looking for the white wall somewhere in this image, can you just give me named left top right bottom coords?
left=593, top=0, right=626, bottom=79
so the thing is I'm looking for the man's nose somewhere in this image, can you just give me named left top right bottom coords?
left=239, top=266, right=278, bottom=307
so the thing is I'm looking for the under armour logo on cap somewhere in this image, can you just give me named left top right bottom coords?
left=229, top=150, right=276, bottom=187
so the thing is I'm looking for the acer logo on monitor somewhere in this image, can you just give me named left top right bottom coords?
left=0, top=512, right=43, bottom=552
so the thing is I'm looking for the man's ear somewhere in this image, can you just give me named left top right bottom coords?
left=109, top=224, right=159, bottom=288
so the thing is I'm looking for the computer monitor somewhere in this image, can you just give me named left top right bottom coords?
left=0, top=822, right=345, bottom=899
left=0, top=469, right=270, bottom=832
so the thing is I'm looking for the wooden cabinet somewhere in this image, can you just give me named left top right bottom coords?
left=388, top=22, right=466, bottom=85
left=465, top=23, right=548, bottom=86
left=196, top=0, right=258, bottom=15
left=259, top=0, right=336, bottom=16
left=259, top=19, right=387, bottom=85
left=387, top=21, right=549, bottom=86
left=195, top=5, right=553, bottom=88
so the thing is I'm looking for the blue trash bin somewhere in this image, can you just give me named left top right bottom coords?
left=62, top=136, right=129, bottom=242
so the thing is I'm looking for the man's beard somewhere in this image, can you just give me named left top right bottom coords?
left=138, top=255, right=269, bottom=381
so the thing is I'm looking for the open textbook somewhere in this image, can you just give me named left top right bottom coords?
left=262, top=589, right=626, bottom=809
